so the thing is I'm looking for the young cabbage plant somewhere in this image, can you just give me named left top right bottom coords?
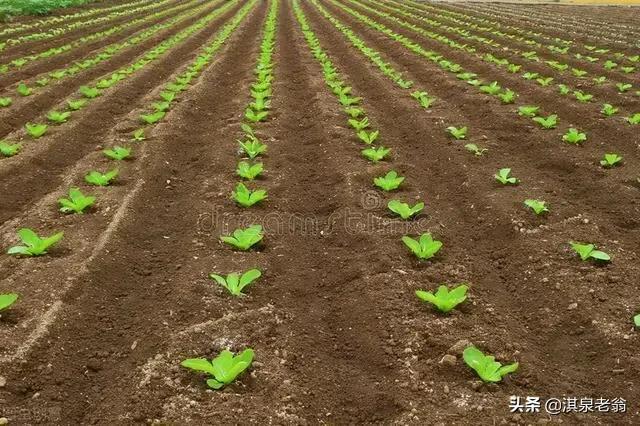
left=181, top=348, right=254, bottom=389
left=574, top=91, right=593, bottom=103
left=522, top=72, right=539, bottom=80
left=479, top=81, right=501, bottom=95
left=463, top=346, right=518, bottom=383
left=47, top=110, right=71, bottom=124
left=524, top=199, right=548, bottom=215
left=238, top=136, right=267, bottom=159
left=495, top=168, right=519, bottom=185
left=446, top=126, right=467, bottom=140
left=67, top=99, right=86, bottom=111
left=0, top=97, right=12, bottom=107
left=79, top=86, right=100, bottom=99
left=532, top=114, right=558, bottom=129
left=153, top=101, right=170, bottom=112
left=616, top=83, right=632, bottom=93
left=349, top=117, right=369, bottom=132
left=536, top=77, right=553, bottom=87
left=17, top=82, right=31, bottom=96
left=464, top=144, right=487, bottom=156
left=244, top=107, right=268, bottom=123
left=593, top=76, right=607, bottom=85
left=570, top=242, right=611, bottom=262
left=0, top=141, right=21, bottom=157
left=517, top=105, right=539, bottom=118
left=357, top=130, right=379, bottom=145
left=7, top=228, right=63, bottom=256
left=236, top=161, right=263, bottom=180
left=25, top=123, right=47, bottom=138
left=0, top=293, right=18, bottom=312
left=600, top=153, right=622, bottom=168
left=140, top=111, right=165, bottom=125
left=374, top=170, right=404, bottom=191
left=209, top=269, right=261, bottom=296
left=416, top=284, right=468, bottom=313
left=634, top=314, right=640, bottom=328
left=338, top=93, right=361, bottom=106
left=557, top=84, right=570, bottom=95
left=402, top=233, right=442, bottom=260
left=626, top=113, right=640, bottom=125
left=58, top=187, right=95, bottom=214
left=103, top=146, right=131, bottom=161
left=562, top=128, right=587, bottom=145
left=160, top=91, right=175, bottom=102
left=232, top=183, right=267, bottom=207
left=361, top=146, right=390, bottom=162
left=601, top=104, right=618, bottom=117
left=497, top=89, right=516, bottom=104
left=85, top=169, right=118, bottom=186
left=345, top=107, right=363, bottom=118
left=132, top=129, right=145, bottom=141
left=388, top=200, right=424, bottom=220
left=220, top=224, right=263, bottom=251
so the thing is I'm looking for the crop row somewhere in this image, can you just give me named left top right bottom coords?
left=0, top=0, right=154, bottom=39
left=0, top=0, right=239, bottom=146
left=0, top=0, right=260, bottom=359
left=0, top=0, right=177, bottom=50
left=372, top=0, right=637, bottom=99
left=0, top=0, right=203, bottom=75
left=181, top=0, right=277, bottom=389
left=0, top=0, right=215, bottom=107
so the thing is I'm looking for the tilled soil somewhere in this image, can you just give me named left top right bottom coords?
left=0, top=0, right=639, bottom=424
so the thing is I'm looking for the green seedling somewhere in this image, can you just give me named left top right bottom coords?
left=153, top=101, right=170, bottom=112
left=601, top=104, right=618, bottom=117
left=220, top=224, right=263, bottom=251
left=67, top=99, right=86, bottom=111
left=244, top=107, right=268, bottom=123
left=47, top=110, right=71, bottom=124
left=36, top=78, right=49, bottom=87
left=593, top=76, right=607, bottom=85
left=140, top=111, right=165, bottom=125
left=103, top=146, right=131, bottom=161
left=349, top=117, right=369, bottom=132
left=558, top=84, right=570, bottom=95
left=357, top=130, right=379, bottom=145
left=524, top=199, right=548, bottom=215
left=58, top=187, right=95, bottom=214
left=517, top=105, right=539, bottom=117
left=463, top=346, right=518, bottom=383
left=0, top=141, right=21, bottom=157
left=570, top=242, right=610, bottom=262
left=17, top=82, right=31, bottom=96
left=604, top=60, right=617, bottom=70
left=0, top=293, right=18, bottom=312
left=479, top=81, right=501, bottom=95
left=232, top=183, right=267, bottom=207
left=536, top=77, right=554, bottom=87
left=374, top=170, right=404, bottom=191
left=181, top=349, right=254, bottom=389
left=495, top=168, right=518, bottom=185
left=574, top=91, right=593, bottom=103
left=338, top=93, right=361, bottom=106
left=497, top=89, right=516, bottom=104
left=522, top=72, right=539, bottom=80
left=415, top=284, right=468, bottom=313
left=446, top=126, right=467, bottom=140
left=238, top=136, right=267, bottom=159
left=626, top=113, right=640, bottom=124
left=634, top=314, right=640, bottom=328
left=388, top=200, right=424, bottom=220
left=562, top=128, right=587, bottom=144
left=79, top=86, right=100, bottom=99
left=532, top=114, right=558, bottom=129
left=0, top=97, right=12, bottom=107
left=464, top=144, right=487, bottom=156
left=25, top=123, right=47, bottom=138
left=361, top=146, right=390, bottom=162
left=507, top=64, right=521, bottom=73
left=7, top=228, right=63, bottom=256
left=616, top=83, right=632, bottom=93
left=132, top=129, right=145, bottom=141
left=402, top=233, right=442, bottom=260
left=85, top=169, right=118, bottom=186
left=160, top=91, right=175, bottom=102
left=236, top=161, right=263, bottom=180
left=600, top=153, right=623, bottom=168
left=345, top=107, right=363, bottom=118
left=571, top=68, right=588, bottom=78
left=209, top=269, right=261, bottom=296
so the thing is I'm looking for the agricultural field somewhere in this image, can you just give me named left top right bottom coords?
left=0, top=0, right=639, bottom=423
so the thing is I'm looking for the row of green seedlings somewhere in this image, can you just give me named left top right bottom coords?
left=423, top=0, right=637, bottom=68
left=178, top=0, right=275, bottom=390
left=0, top=0, right=260, bottom=364
left=0, top=0, right=175, bottom=51
left=388, top=0, right=637, bottom=72
left=0, top=0, right=205, bottom=75
left=0, top=0, right=154, bottom=39
left=0, top=0, right=241, bottom=157
left=311, top=0, right=623, bottom=262
left=344, top=0, right=637, bottom=117
left=329, top=0, right=639, bottom=150
left=378, top=0, right=638, bottom=88
left=0, top=0, right=214, bottom=108
left=293, top=0, right=520, bottom=384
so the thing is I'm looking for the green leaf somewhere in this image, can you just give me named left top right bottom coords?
left=446, top=126, right=468, bottom=140
left=0, top=293, right=19, bottom=311
left=463, top=346, right=518, bottom=383
left=495, top=168, right=518, bottom=185
left=570, top=242, right=610, bottom=262
left=220, top=225, right=263, bottom=251
left=388, top=200, right=424, bottom=220
left=0, top=141, right=21, bottom=157
left=232, top=183, right=267, bottom=207
left=25, top=123, right=47, bottom=138
left=416, top=284, right=468, bottom=313
left=182, top=349, right=254, bottom=390
left=103, top=146, right=131, bottom=161
left=402, top=233, right=442, bottom=260
left=236, top=161, right=263, bottom=180
left=85, top=169, right=118, bottom=186
left=373, top=170, right=404, bottom=191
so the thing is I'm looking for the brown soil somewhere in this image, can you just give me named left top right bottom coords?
left=0, top=0, right=639, bottom=424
